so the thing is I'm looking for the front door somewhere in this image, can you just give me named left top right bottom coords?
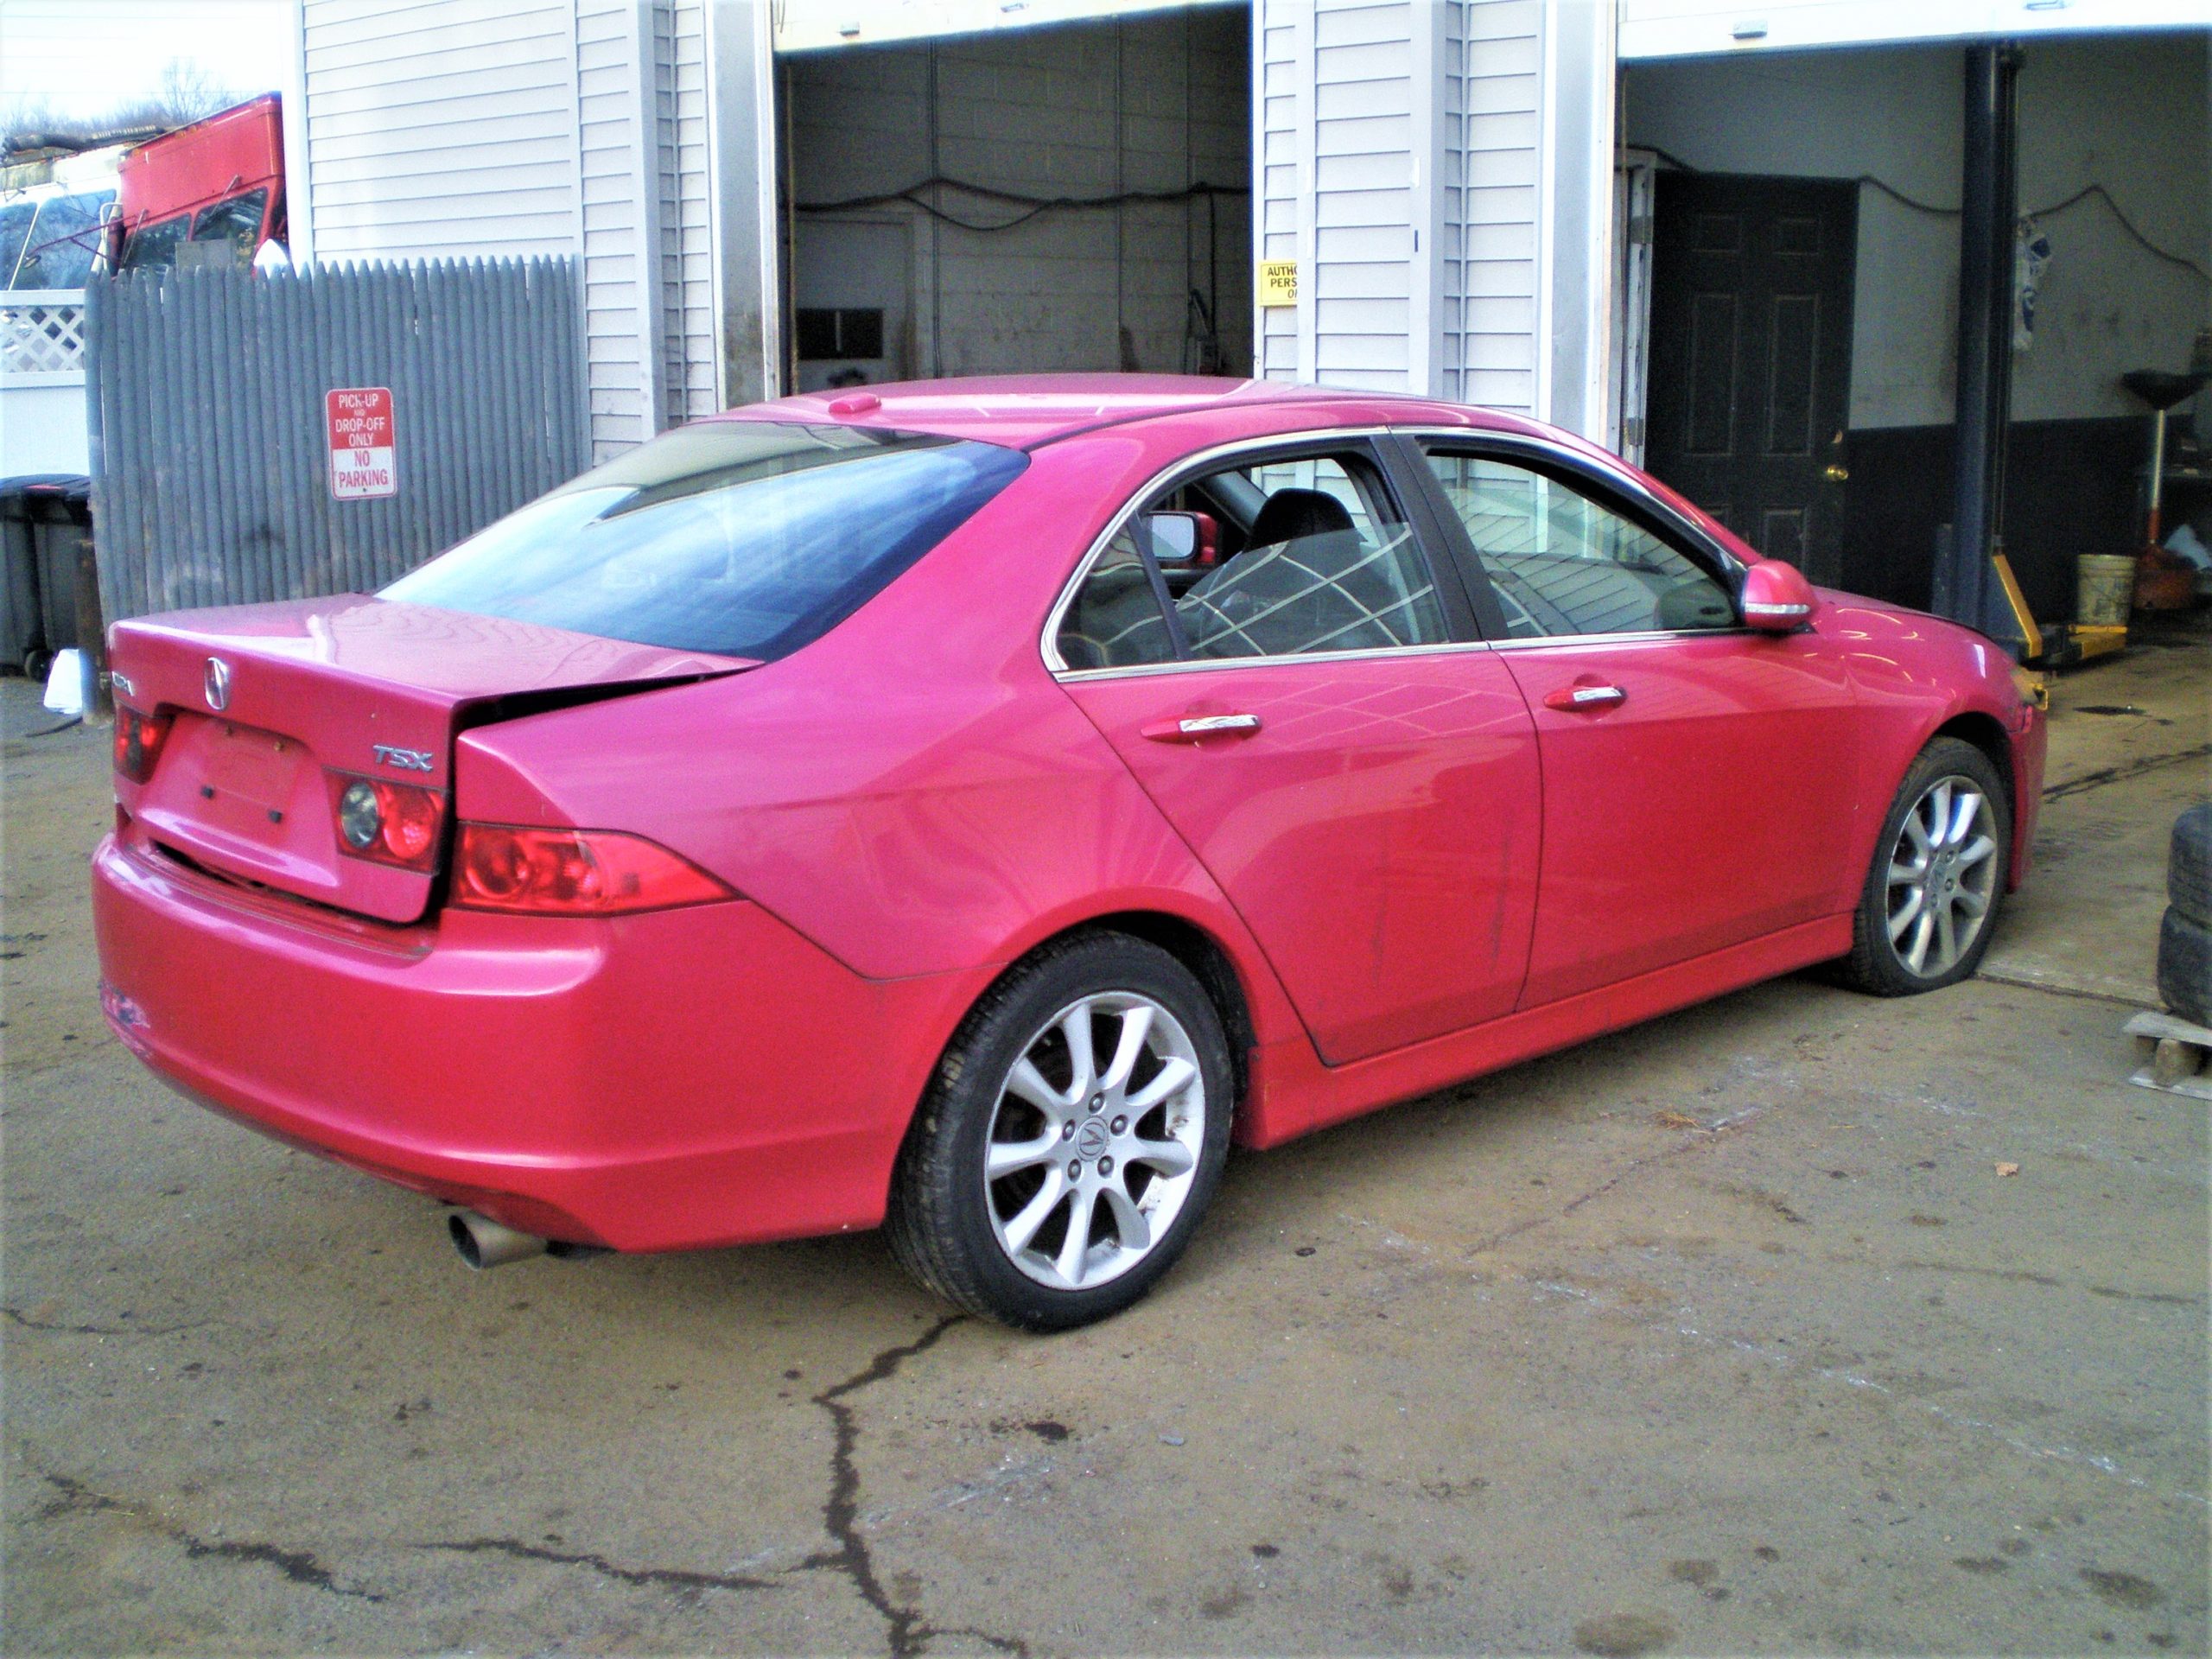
left=1411, top=441, right=1861, bottom=1009
left=1053, top=442, right=1541, bottom=1065
left=1644, top=173, right=1856, bottom=586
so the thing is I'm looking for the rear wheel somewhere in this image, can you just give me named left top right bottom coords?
left=1837, top=737, right=2011, bottom=995
left=887, top=932, right=1233, bottom=1331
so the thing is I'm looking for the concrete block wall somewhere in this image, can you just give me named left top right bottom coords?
left=785, top=5, right=1253, bottom=380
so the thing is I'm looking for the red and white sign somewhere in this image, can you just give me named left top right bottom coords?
left=325, top=387, right=396, bottom=500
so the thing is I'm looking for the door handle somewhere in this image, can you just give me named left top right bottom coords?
left=1543, top=683, right=1625, bottom=712
left=1141, top=712, right=1262, bottom=743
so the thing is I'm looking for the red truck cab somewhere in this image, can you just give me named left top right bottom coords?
left=114, top=94, right=285, bottom=272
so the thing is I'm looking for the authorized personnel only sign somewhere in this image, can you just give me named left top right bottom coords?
left=325, top=387, right=396, bottom=500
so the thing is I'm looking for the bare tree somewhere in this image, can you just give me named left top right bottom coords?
left=2, top=58, right=241, bottom=158
left=151, top=59, right=238, bottom=126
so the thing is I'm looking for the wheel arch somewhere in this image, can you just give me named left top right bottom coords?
left=1929, top=708, right=2021, bottom=876
left=1071, top=910, right=1258, bottom=1103
left=942, top=909, right=1262, bottom=1110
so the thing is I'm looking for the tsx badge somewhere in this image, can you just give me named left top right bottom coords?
left=372, top=744, right=435, bottom=773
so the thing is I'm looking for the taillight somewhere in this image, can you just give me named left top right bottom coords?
left=450, top=823, right=734, bottom=915
left=325, top=772, right=445, bottom=872
left=112, top=706, right=172, bottom=783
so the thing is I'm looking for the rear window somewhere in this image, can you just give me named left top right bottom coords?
left=383, top=422, right=1027, bottom=660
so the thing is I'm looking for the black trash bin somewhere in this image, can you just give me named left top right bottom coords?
left=0, top=475, right=92, bottom=678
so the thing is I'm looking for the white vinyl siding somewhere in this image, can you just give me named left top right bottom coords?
left=578, top=0, right=650, bottom=456
left=300, top=0, right=582, bottom=260
left=1310, top=1, right=1414, bottom=391
left=1256, top=7, right=1301, bottom=379
left=1251, top=0, right=1544, bottom=411
left=655, top=0, right=717, bottom=424
left=298, top=0, right=722, bottom=460
left=1443, top=0, right=1541, bottom=413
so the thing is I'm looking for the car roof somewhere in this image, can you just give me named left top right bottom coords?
left=721, top=373, right=1542, bottom=451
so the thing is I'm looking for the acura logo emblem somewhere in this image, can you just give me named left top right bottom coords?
left=203, top=657, right=232, bottom=711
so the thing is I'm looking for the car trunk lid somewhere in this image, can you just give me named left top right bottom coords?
left=109, top=594, right=753, bottom=924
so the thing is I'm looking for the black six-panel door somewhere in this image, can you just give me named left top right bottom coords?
left=1645, top=172, right=1857, bottom=585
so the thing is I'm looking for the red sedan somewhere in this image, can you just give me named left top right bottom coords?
left=92, top=376, right=2044, bottom=1329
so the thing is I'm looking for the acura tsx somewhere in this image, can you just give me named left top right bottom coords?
left=93, top=376, right=2044, bottom=1329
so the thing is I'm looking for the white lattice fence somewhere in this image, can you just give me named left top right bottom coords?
left=1, top=290, right=87, bottom=379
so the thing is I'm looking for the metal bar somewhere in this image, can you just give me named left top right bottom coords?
left=1942, top=41, right=2024, bottom=653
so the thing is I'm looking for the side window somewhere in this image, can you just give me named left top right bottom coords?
left=1055, top=524, right=1177, bottom=671
left=1178, top=451, right=1445, bottom=659
left=122, top=214, right=190, bottom=272
left=1054, top=448, right=1449, bottom=670
left=1422, top=448, right=1735, bottom=639
left=188, top=189, right=270, bottom=268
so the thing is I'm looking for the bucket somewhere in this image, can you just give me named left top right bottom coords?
left=2076, top=554, right=2137, bottom=626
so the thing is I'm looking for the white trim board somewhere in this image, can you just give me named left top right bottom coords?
left=1620, top=0, right=2212, bottom=62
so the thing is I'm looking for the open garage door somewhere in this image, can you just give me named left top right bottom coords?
left=776, top=3, right=1253, bottom=389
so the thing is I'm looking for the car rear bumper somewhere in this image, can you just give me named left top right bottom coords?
left=92, top=830, right=989, bottom=1251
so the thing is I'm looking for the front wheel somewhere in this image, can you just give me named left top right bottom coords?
left=1837, top=736, right=2012, bottom=995
left=887, top=932, right=1234, bottom=1331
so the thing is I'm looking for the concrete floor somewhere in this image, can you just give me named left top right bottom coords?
left=3, top=618, right=2206, bottom=1656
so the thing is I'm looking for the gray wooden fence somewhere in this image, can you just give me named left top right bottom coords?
left=86, top=259, right=588, bottom=623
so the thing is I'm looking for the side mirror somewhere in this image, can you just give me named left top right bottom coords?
left=1740, top=560, right=1816, bottom=632
left=1145, top=510, right=1219, bottom=569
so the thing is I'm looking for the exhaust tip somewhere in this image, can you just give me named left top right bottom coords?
left=448, top=1208, right=549, bottom=1269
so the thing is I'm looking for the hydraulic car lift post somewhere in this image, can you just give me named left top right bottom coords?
left=1936, top=41, right=2025, bottom=658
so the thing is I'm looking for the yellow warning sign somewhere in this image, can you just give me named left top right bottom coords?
left=1257, top=260, right=1299, bottom=308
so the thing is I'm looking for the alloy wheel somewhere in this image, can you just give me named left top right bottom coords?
left=982, top=992, right=1206, bottom=1291
left=1885, top=774, right=1999, bottom=979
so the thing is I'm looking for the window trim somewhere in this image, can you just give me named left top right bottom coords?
left=1398, top=428, right=1754, bottom=645
left=1041, top=428, right=1481, bottom=677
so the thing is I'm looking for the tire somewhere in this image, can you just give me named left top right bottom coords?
left=2168, top=804, right=2212, bottom=930
left=22, top=647, right=50, bottom=683
left=1836, top=736, right=2012, bottom=996
left=887, top=931, right=1235, bottom=1332
left=2158, top=906, right=2212, bottom=1028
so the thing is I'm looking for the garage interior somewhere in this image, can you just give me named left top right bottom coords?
left=1621, top=30, right=2212, bottom=635
left=778, top=4, right=1254, bottom=391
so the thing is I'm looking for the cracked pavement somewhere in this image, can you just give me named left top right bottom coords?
left=3, top=618, right=2207, bottom=1655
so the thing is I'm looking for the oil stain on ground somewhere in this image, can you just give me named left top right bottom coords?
left=1574, top=1611, right=1676, bottom=1656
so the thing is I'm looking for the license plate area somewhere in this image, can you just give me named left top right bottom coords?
left=200, top=721, right=306, bottom=825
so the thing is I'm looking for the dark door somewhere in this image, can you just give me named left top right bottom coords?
left=1645, top=173, right=1856, bottom=585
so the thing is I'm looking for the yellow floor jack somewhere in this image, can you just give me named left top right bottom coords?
left=1997, top=550, right=2125, bottom=678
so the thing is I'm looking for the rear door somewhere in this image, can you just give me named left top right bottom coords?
left=1053, top=436, right=1541, bottom=1065
left=1408, top=436, right=1860, bottom=1010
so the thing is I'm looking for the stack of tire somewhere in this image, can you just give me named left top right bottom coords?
left=2163, top=804, right=2212, bottom=1027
